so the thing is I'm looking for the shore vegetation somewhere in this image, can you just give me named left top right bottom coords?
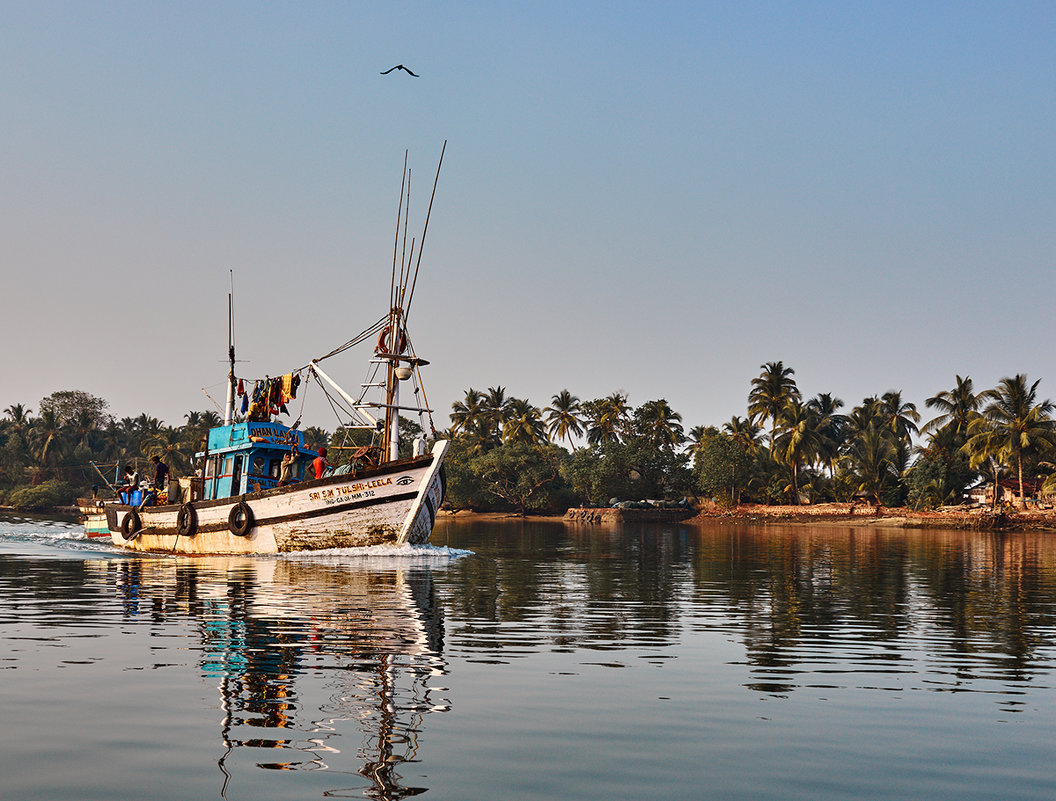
left=4, top=367, right=1056, bottom=516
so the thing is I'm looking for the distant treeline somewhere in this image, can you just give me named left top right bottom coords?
left=3, top=366, right=1055, bottom=513
left=437, top=366, right=1056, bottom=514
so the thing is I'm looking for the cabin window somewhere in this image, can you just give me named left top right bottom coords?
left=269, top=459, right=282, bottom=479
left=223, top=456, right=234, bottom=476
left=204, top=458, right=216, bottom=478
left=252, top=456, right=267, bottom=475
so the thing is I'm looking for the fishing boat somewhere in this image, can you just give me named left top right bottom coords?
left=83, top=148, right=449, bottom=554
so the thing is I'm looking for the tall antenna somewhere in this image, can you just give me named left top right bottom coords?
left=224, top=270, right=236, bottom=425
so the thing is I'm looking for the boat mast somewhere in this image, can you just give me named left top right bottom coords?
left=382, top=308, right=402, bottom=463
left=223, top=271, right=236, bottom=426
left=379, top=143, right=444, bottom=463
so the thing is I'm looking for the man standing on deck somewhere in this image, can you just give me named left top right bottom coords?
left=151, top=455, right=169, bottom=488
left=279, top=446, right=298, bottom=486
left=312, top=447, right=331, bottom=479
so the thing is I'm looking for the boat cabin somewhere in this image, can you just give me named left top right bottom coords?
left=197, top=422, right=317, bottom=501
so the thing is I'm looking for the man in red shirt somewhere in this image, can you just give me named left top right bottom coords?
left=313, top=447, right=331, bottom=479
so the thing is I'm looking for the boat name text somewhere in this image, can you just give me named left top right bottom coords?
left=310, top=476, right=394, bottom=505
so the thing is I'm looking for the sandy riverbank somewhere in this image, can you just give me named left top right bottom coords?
left=448, top=505, right=1056, bottom=531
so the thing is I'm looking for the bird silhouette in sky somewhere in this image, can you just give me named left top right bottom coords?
left=380, top=64, right=419, bottom=77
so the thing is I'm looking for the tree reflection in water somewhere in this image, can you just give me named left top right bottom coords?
left=106, top=557, right=447, bottom=800
left=436, top=520, right=1056, bottom=703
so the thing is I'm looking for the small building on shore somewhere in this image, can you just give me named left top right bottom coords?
left=966, top=478, right=1044, bottom=508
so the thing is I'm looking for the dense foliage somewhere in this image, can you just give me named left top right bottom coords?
left=440, top=369, right=1056, bottom=513
left=5, top=368, right=1056, bottom=513
left=0, top=394, right=331, bottom=509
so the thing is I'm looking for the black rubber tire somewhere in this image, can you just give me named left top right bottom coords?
left=176, top=504, right=198, bottom=537
left=121, top=510, right=142, bottom=540
left=228, top=499, right=254, bottom=537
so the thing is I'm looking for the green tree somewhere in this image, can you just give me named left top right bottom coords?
left=807, top=393, right=847, bottom=478
left=774, top=398, right=820, bottom=503
left=693, top=427, right=751, bottom=505
left=476, top=442, right=564, bottom=515
left=450, top=388, right=496, bottom=455
left=842, top=424, right=898, bottom=507
left=964, top=374, right=1056, bottom=504
left=632, top=399, right=685, bottom=451
left=583, top=392, right=630, bottom=445
left=502, top=398, right=546, bottom=446
left=923, top=375, right=979, bottom=442
left=31, top=407, right=66, bottom=480
left=38, top=390, right=109, bottom=430
left=544, top=390, right=583, bottom=450
left=145, top=426, right=191, bottom=476
left=483, top=386, right=511, bottom=442
left=748, top=361, right=800, bottom=457
left=723, top=415, right=763, bottom=456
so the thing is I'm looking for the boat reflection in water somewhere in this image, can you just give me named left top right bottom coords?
left=105, top=555, right=447, bottom=800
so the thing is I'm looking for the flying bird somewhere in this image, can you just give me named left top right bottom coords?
left=380, top=64, right=419, bottom=77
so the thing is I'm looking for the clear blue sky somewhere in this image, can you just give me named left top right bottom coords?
left=2, top=1, right=1053, bottom=438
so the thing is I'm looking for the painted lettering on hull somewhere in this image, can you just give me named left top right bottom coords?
left=309, top=476, right=396, bottom=506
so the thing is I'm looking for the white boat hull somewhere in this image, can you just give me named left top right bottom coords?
left=98, top=441, right=448, bottom=555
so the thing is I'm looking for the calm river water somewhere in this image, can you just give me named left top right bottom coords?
left=1, top=513, right=1055, bottom=800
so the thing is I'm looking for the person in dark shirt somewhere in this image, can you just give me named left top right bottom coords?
left=151, top=455, right=169, bottom=488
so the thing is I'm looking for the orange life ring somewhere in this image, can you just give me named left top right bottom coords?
left=376, top=325, right=407, bottom=355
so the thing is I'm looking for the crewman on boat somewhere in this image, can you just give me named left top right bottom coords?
left=312, top=447, right=331, bottom=479
left=117, top=465, right=139, bottom=503
left=151, top=455, right=168, bottom=488
left=279, top=445, right=298, bottom=486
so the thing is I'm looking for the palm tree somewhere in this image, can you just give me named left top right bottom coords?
left=807, top=393, right=847, bottom=478
left=301, top=426, right=330, bottom=450
left=633, top=398, right=685, bottom=450
left=774, top=398, right=820, bottom=503
left=69, top=407, right=100, bottom=449
left=32, top=408, right=65, bottom=479
left=544, top=390, right=584, bottom=450
left=502, top=398, right=547, bottom=445
left=964, top=374, right=1056, bottom=504
left=200, top=410, right=222, bottom=429
left=846, top=396, right=882, bottom=435
left=923, top=375, right=979, bottom=441
left=877, top=390, right=920, bottom=475
left=842, top=424, right=898, bottom=508
left=878, top=390, right=920, bottom=443
left=583, top=392, right=630, bottom=445
left=4, top=404, right=33, bottom=455
left=450, top=389, right=487, bottom=437
left=723, top=415, right=763, bottom=456
left=146, top=426, right=191, bottom=475
left=686, top=425, right=710, bottom=459
left=748, top=361, right=800, bottom=456
left=483, top=386, right=511, bottom=442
